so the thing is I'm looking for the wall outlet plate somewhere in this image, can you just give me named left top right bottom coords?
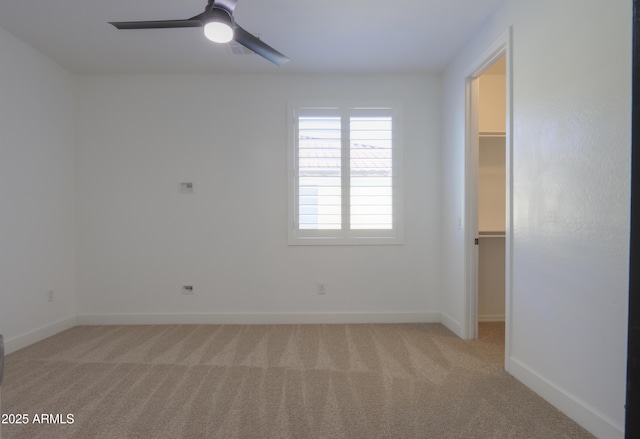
left=180, top=182, right=194, bottom=194
left=0, top=334, right=4, bottom=385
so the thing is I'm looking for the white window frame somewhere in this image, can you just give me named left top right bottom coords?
left=287, top=101, right=404, bottom=245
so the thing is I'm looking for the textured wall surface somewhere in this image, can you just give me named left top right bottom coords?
left=0, top=25, right=77, bottom=349
left=441, top=0, right=631, bottom=436
left=75, top=74, right=442, bottom=321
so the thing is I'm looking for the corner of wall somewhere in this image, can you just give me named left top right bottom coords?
left=4, top=316, right=77, bottom=355
left=507, top=357, right=624, bottom=439
left=439, top=313, right=463, bottom=338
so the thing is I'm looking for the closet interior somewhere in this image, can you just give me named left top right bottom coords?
left=477, top=56, right=506, bottom=322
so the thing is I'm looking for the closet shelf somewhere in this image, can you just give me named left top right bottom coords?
left=478, top=231, right=505, bottom=238
left=479, top=131, right=506, bottom=137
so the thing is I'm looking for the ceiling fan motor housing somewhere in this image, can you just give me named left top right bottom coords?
left=206, top=7, right=234, bottom=27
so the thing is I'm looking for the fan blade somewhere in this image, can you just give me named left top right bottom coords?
left=188, top=12, right=207, bottom=21
left=110, top=19, right=203, bottom=30
left=234, top=25, right=289, bottom=66
left=212, top=0, right=238, bottom=14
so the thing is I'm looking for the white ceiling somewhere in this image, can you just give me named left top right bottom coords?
left=0, top=0, right=505, bottom=74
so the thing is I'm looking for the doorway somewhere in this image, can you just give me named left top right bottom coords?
left=477, top=58, right=506, bottom=325
left=464, top=29, right=512, bottom=370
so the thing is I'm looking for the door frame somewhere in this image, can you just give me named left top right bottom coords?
left=626, top=0, right=640, bottom=435
left=464, top=27, right=513, bottom=369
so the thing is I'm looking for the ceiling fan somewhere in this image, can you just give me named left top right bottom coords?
left=109, top=0, right=289, bottom=66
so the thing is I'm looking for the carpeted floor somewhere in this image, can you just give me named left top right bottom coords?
left=1, top=323, right=593, bottom=438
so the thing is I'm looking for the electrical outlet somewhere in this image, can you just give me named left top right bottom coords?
left=47, top=290, right=55, bottom=302
left=181, top=285, right=194, bottom=295
left=317, top=283, right=327, bottom=295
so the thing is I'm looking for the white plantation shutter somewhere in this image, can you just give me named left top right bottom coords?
left=350, top=110, right=393, bottom=230
left=289, top=104, right=403, bottom=245
left=297, top=108, right=342, bottom=230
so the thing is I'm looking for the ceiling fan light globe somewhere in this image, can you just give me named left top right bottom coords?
left=204, top=22, right=234, bottom=43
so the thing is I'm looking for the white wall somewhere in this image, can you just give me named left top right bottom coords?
left=2, top=1, right=631, bottom=435
left=75, top=74, right=441, bottom=323
left=0, top=26, right=77, bottom=352
left=441, top=0, right=631, bottom=437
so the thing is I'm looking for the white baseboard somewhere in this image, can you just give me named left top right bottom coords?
left=4, top=316, right=77, bottom=355
left=439, top=313, right=463, bottom=338
left=76, top=312, right=442, bottom=326
left=507, top=357, right=623, bottom=439
left=478, top=314, right=505, bottom=322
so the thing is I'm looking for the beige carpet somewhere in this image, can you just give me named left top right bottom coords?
left=1, top=323, right=593, bottom=438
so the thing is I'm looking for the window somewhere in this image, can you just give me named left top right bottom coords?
left=288, top=103, right=403, bottom=245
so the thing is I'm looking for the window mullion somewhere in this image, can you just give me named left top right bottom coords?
left=341, top=109, right=350, bottom=235
left=293, top=114, right=300, bottom=231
